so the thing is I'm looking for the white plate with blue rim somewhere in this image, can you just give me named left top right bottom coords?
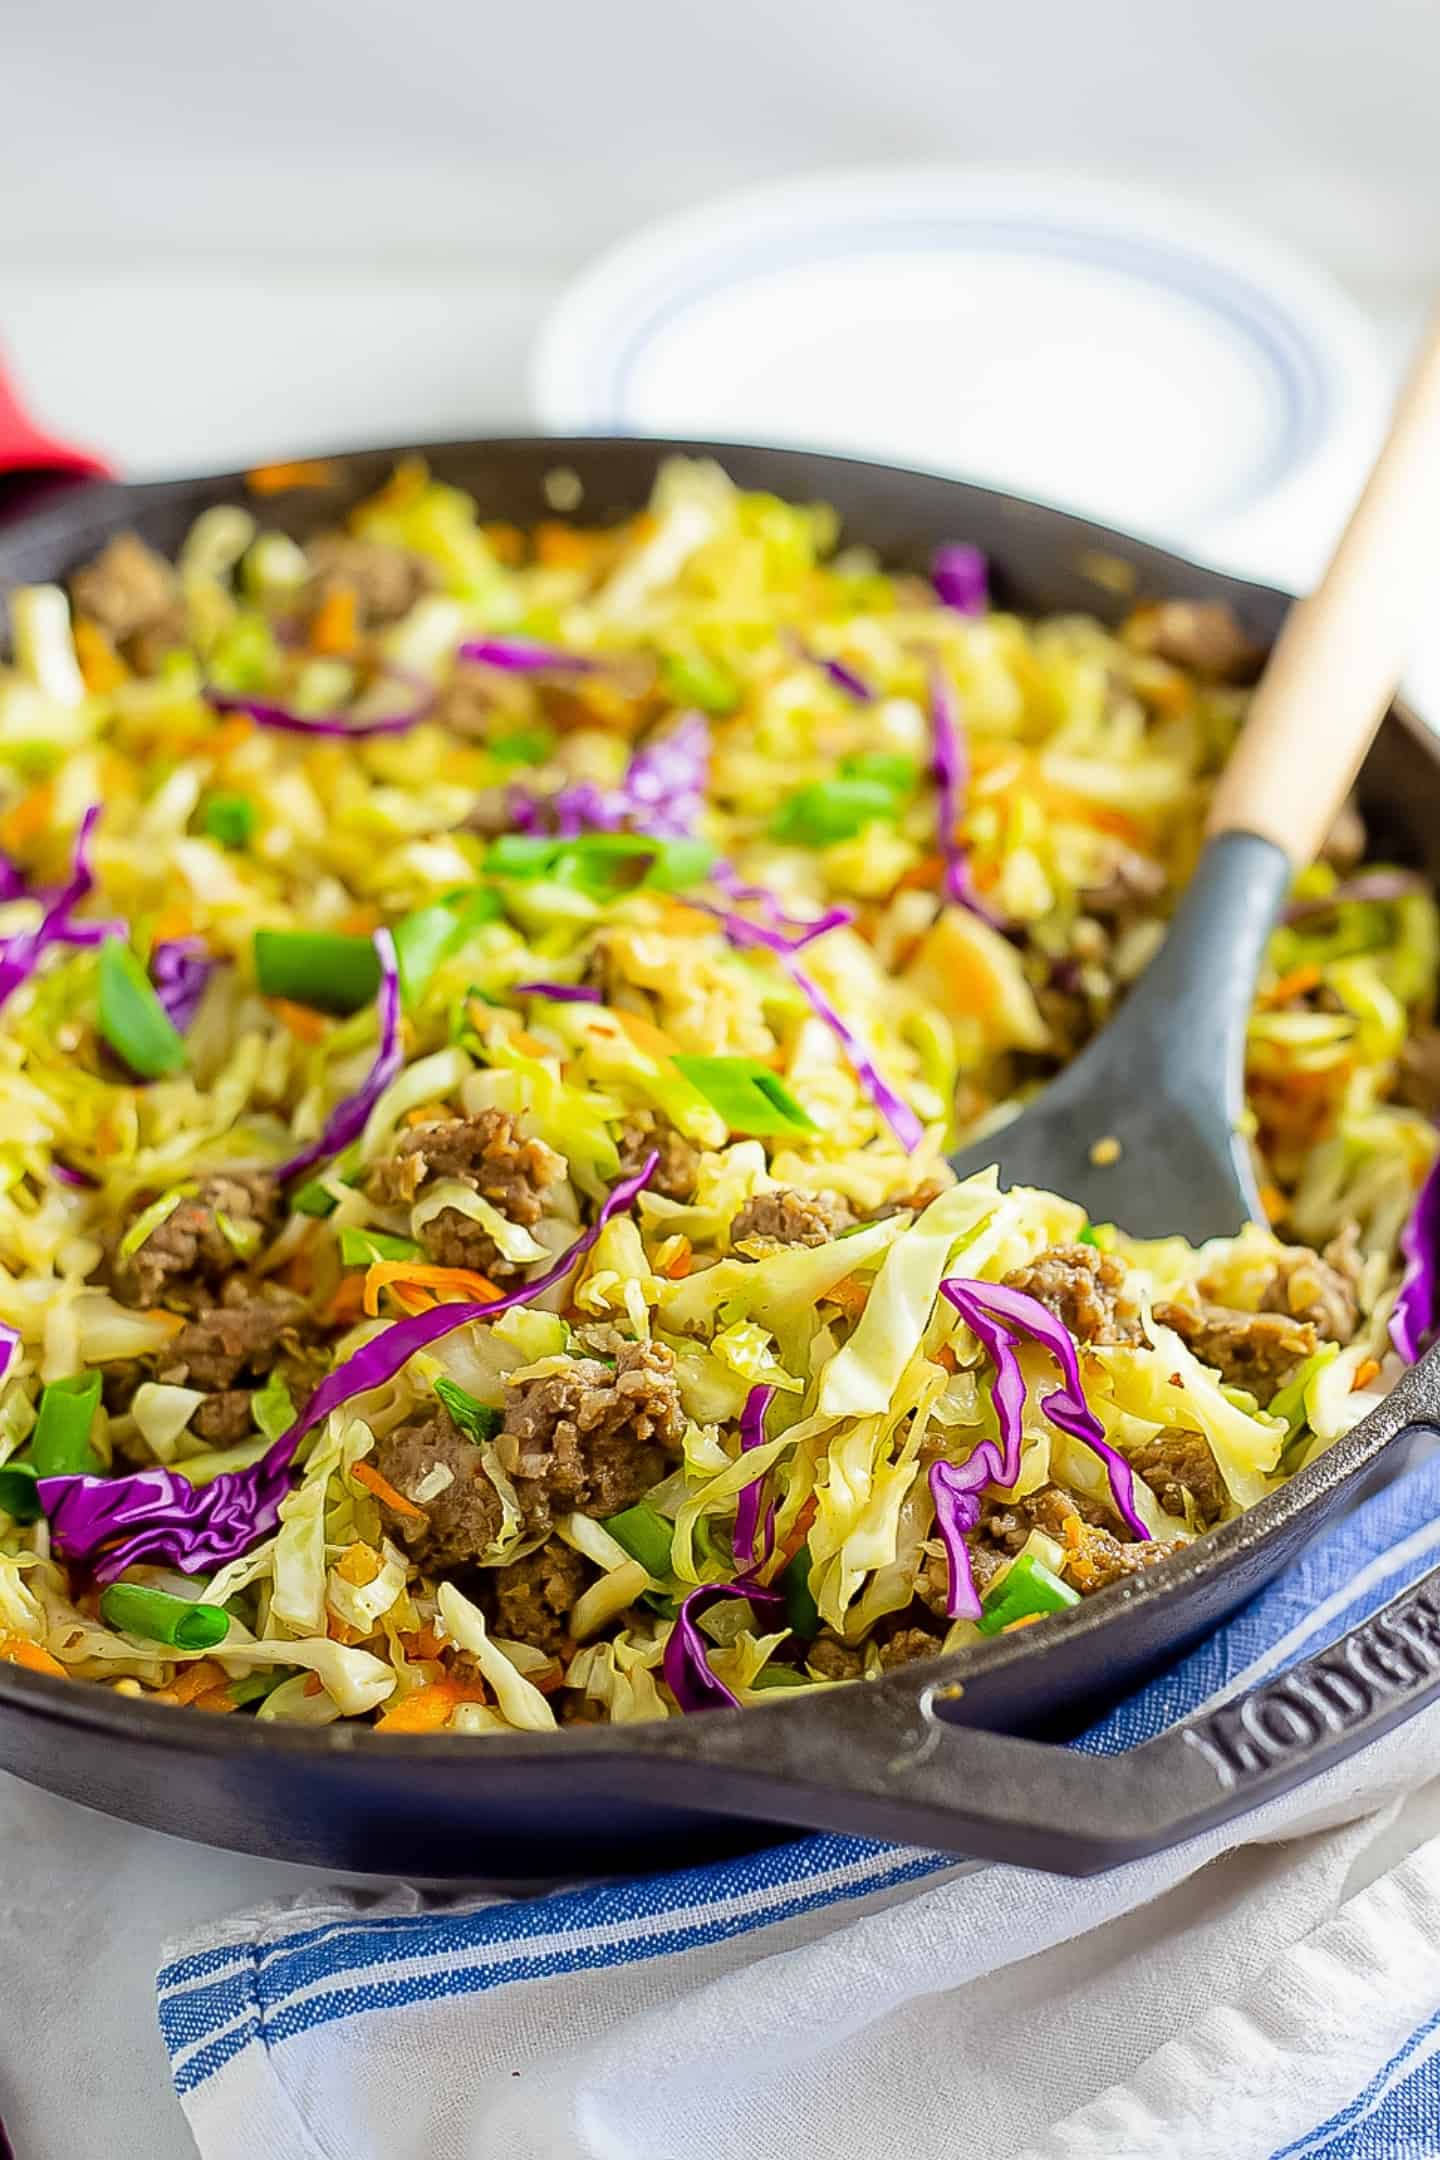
left=532, top=167, right=1387, bottom=586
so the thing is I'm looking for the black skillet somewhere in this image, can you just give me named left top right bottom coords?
left=3, top=435, right=1440, bottom=1882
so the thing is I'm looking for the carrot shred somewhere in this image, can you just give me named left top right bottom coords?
left=246, top=458, right=340, bottom=494
left=142, top=1306, right=188, bottom=1337
left=0, top=781, right=54, bottom=853
left=0, top=1634, right=66, bottom=1678
left=309, top=586, right=359, bottom=656
left=326, top=1612, right=366, bottom=1645
left=268, top=997, right=332, bottom=1044
left=336, top=1541, right=381, bottom=1588
left=1001, top=1611, right=1048, bottom=1632
left=193, top=1684, right=240, bottom=1714
left=1352, top=1357, right=1381, bottom=1392
left=510, top=1029, right=552, bottom=1058
left=303, top=1672, right=325, bottom=1696
left=611, top=1008, right=679, bottom=1058
left=661, top=1236, right=693, bottom=1280
left=534, top=522, right=598, bottom=570
left=351, top=1459, right=427, bottom=1519
left=482, top=521, right=527, bottom=566
left=776, top=1495, right=819, bottom=1570
left=150, top=903, right=196, bottom=944
left=389, top=1285, right=439, bottom=1316
left=362, top=1260, right=501, bottom=1317
left=374, top=1674, right=490, bottom=1732
left=211, top=715, right=255, bottom=758
left=1264, top=964, right=1322, bottom=1007
left=156, top=1659, right=228, bottom=1706
left=73, top=618, right=128, bottom=693
left=399, top=1624, right=447, bottom=1661
left=822, top=1274, right=871, bottom=1320
left=325, top=1275, right=369, bottom=1325
left=337, top=902, right=381, bottom=935
left=403, top=1102, right=452, bottom=1127
left=934, top=1342, right=959, bottom=1374
left=1260, top=1184, right=1288, bottom=1224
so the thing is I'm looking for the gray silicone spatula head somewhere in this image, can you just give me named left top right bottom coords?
left=947, top=308, right=1440, bottom=1244
left=947, top=832, right=1290, bottom=1240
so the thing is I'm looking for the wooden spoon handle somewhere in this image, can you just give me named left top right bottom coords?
left=1207, top=310, right=1440, bottom=867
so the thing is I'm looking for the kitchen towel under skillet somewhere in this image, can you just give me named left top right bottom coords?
left=158, top=1459, right=1440, bottom=2160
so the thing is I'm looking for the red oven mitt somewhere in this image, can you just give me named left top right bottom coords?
left=0, top=350, right=111, bottom=481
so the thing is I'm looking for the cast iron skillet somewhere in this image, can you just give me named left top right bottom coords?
left=3, top=436, right=1440, bottom=1883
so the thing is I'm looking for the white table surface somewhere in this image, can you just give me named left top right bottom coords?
left=1, top=260, right=1437, bottom=2160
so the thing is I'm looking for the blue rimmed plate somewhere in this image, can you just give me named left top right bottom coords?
left=533, top=168, right=1385, bottom=577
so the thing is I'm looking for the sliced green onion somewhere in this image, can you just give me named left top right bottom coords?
left=486, top=832, right=714, bottom=899
left=338, top=1226, right=423, bottom=1266
left=291, top=1177, right=340, bottom=1218
left=749, top=1662, right=813, bottom=1689
left=98, top=1582, right=230, bottom=1651
left=228, top=1669, right=289, bottom=1706
left=98, top=941, right=187, bottom=1079
left=975, top=1551, right=1081, bottom=1636
left=1077, top=1224, right=1099, bottom=1248
left=252, top=1371, right=296, bottom=1444
left=660, top=651, right=740, bottom=714
left=488, top=725, right=555, bottom=766
left=31, top=1371, right=102, bottom=1478
left=118, top=1186, right=193, bottom=1261
left=839, top=751, right=918, bottom=793
left=394, top=904, right=464, bottom=1007
left=433, top=1375, right=502, bottom=1444
left=0, top=1462, right=40, bottom=1522
left=671, top=1054, right=816, bottom=1136
left=602, top=1501, right=675, bottom=1579
left=780, top=1542, right=820, bottom=1638
left=253, top=929, right=380, bottom=1014
left=200, top=793, right=257, bottom=849
left=770, top=776, right=904, bottom=847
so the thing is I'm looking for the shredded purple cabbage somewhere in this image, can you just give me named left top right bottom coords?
left=205, top=666, right=435, bottom=739
left=788, top=636, right=874, bottom=703
left=933, top=543, right=989, bottom=616
left=456, top=637, right=605, bottom=676
left=1283, top=870, right=1427, bottom=927
left=707, top=863, right=854, bottom=953
left=510, top=712, right=710, bottom=841
left=150, top=938, right=213, bottom=1034
left=0, top=804, right=101, bottom=1013
left=51, top=1161, right=98, bottom=1191
left=38, top=1154, right=658, bottom=1577
left=927, top=661, right=1008, bottom=931
left=662, top=1579, right=785, bottom=1713
left=0, top=1323, right=18, bottom=1384
left=928, top=1277, right=1147, bottom=1619
left=510, top=980, right=603, bottom=1005
left=1389, top=1151, right=1440, bottom=1365
left=274, top=929, right=403, bottom=1184
left=0, top=855, right=26, bottom=902
left=731, top=1382, right=777, bottom=1572
left=783, top=957, right=923, bottom=1152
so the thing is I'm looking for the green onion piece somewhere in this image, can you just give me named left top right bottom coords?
left=839, top=751, right=918, bottom=792
left=228, top=1669, right=289, bottom=1706
left=660, top=651, right=740, bottom=715
left=98, top=940, right=187, bottom=1079
left=338, top=1226, right=423, bottom=1266
left=640, top=837, right=716, bottom=892
left=486, top=832, right=714, bottom=899
left=98, top=1582, right=230, bottom=1651
left=975, top=1551, right=1081, bottom=1637
left=488, top=725, right=555, bottom=766
left=672, top=1054, right=816, bottom=1136
left=291, top=1177, right=340, bottom=1218
left=1077, top=1224, right=1098, bottom=1248
left=30, top=1371, right=102, bottom=1478
left=393, top=903, right=464, bottom=1007
left=780, top=1542, right=820, bottom=1638
left=770, top=777, right=904, bottom=847
left=200, top=793, right=257, bottom=849
left=253, top=929, right=380, bottom=1015
left=602, top=1502, right=675, bottom=1579
left=0, top=1462, right=40, bottom=1523
left=433, top=1375, right=502, bottom=1444
left=252, top=1371, right=296, bottom=1444
left=749, top=1663, right=813, bottom=1690
left=118, top=1186, right=193, bottom=1261
left=487, top=834, right=562, bottom=877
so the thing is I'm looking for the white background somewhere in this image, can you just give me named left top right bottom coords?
left=2, top=5, right=1440, bottom=2154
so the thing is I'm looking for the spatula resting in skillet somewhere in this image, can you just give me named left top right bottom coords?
left=949, top=312, right=1440, bottom=1240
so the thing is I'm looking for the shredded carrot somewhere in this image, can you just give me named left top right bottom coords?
left=400, top=1624, right=447, bottom=1662
left=269, top=997, right=332, bottom=1044
left=336, top=1541, right=382, bottom=1588
left=142, top=1307, right=188, bottom=1338
left=303, top=1672, right=325, bottom=1696
left=1260, top=1184, right=1288, bottom=1224
left=73, top=618, right=128, bottom=693
left=535, top=522, right=598, bottom=570
left=308, top=585, right=359, bottom=656
left=934, top=1342, right=959, bottom=1374
left=403, top=1102, right=452, bottom=1127
left=326, top=1612, right=366, bottom=1646
left=1352, top=1357, right=1381, bottom=1392
left=660, top=1235, right=693, bottom=1280
left=0, top=1634, right=66, bottom=1678
left=362, top=1260, right=501, bottom=1318
left=529, top=1659, right=568, bottom=1695
left=337, top=902, right=381, bottom=935
left=246, top=458, right=340, bottom=494
left=210, top=715, right=255, bottom=758
left=150, top=902, right=196, bottom=944
left=776, top=1495, right=819, bottom=1570
left=389, top=1285, right=439, bottom=1316
left=1264, top=964, right=1322, bottom=1007
left=0, top=781, right=53, bottom=853
left=192, top=1684, right=239, bottom=1714
left=1001, top=1612, right=1047, bottom=1632
left=822, top=1274, right=871, bottom=1320
left=610, top=1008, right=679, bottom=1058
left=510, top=1029, right=552, bottom=1058
left=351, top=1459, right=427, bottom=1519
left=156, top=1659, right=228, bottom=1707
left=374, top=1674, right=489, bottom=1733
left=325, top=1275, right=369, bottom=1325
left=482, top=521, right=527, bottom=566
left=278, top=1249, right=316, bottom=1296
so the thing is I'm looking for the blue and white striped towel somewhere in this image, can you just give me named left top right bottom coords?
left=158, top=1458, right=1440, bottom=2160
